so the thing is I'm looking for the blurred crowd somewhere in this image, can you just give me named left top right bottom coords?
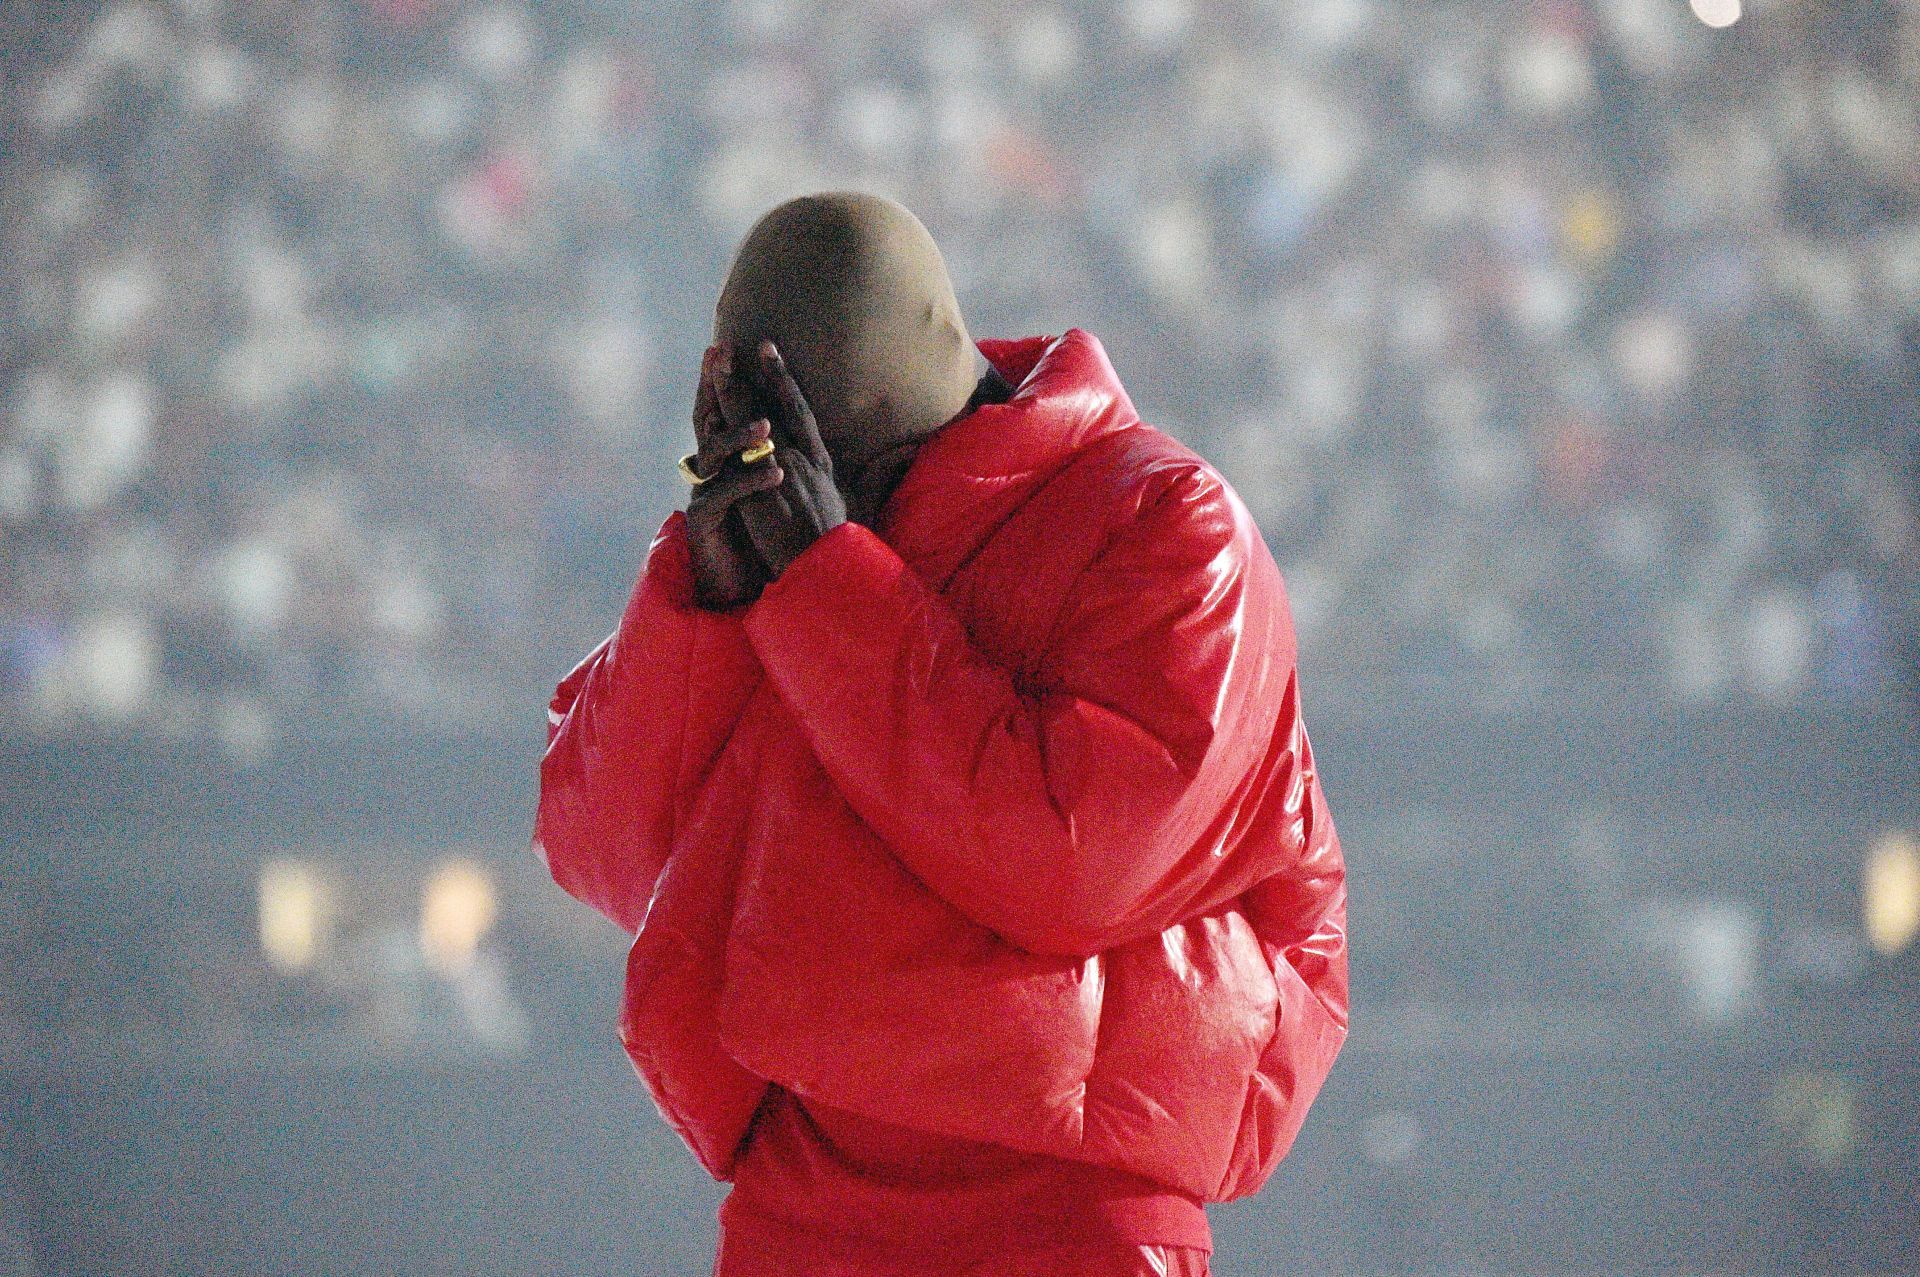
left=2, top=0, right=1918, bottom=757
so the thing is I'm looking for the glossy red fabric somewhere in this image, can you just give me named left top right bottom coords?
left=717, top=1085, right=1212, bottom=1264
left=535, top=330, right=1348, bottom=1231
left=717, top=1201, right=1210, bottom=1277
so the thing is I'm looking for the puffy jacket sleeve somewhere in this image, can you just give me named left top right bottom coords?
left=741, top=466, right=1290, bottom=958
left=534, top=508, right=762, bottom=933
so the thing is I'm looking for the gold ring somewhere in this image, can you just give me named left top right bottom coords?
left=678, top=439, right=777, bottom=487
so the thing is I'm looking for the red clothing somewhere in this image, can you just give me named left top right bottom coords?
left=720, top=1198, right=1207, bottom=1277
left=719, top=1213, right=1209, bottom=1277
left=718, top=1086, right=1210, bottom=1268
left=534, top=330, right=1348, bottom=1264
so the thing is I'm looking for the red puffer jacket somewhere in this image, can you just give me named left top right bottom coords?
left=535, top=329, right=1348, bottom=1204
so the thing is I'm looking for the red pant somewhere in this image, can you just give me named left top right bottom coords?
left=715, top=1231, right=1210, bottom=1276
left=714, top=1213, right=1205, bottom=1275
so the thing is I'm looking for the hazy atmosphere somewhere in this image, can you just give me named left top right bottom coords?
left=2, top=1, right=1917, bottom=1273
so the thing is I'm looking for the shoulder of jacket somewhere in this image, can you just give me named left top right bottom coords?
left=1072, top=424, right=1248, bottom=552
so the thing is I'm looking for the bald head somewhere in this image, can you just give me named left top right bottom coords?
left=713, top=192, right=979, bottom=474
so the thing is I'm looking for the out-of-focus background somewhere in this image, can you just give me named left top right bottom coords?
left=1, top=0, right=1916, bottom=1273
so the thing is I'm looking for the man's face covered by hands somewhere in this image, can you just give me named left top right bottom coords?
left=680, top=192, right=981, bottom=608
left=711, top=191, right=980, bottom=479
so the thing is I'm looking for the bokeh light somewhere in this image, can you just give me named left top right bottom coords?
left=1691, top=0, right=1743, bottom=28
left=419, top=858, right=498, bottom=974
left=258, top=859, right=328, bottom=973
left=1864, top=830, right=1920, bottom=955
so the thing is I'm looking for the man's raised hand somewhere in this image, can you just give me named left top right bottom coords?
left=719, top=339, right=847, bottom=578
left=685, top=345, right=785, bottom=610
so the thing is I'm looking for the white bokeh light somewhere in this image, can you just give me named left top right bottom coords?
left=1690, top=0, right=1742, bottom=27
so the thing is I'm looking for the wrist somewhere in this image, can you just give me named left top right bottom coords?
left=773, top=517, right=847, bottom=579
left=692, top=583, right=744, bottom=613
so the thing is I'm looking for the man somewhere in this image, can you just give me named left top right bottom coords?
left=535, top=192, right=1349, bottom=1277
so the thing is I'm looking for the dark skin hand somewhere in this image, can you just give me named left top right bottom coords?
left=684, top=344, right=787, bottom=610
left=714, top=339, right=849, bottom=579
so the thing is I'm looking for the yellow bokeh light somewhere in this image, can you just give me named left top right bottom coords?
left=1562, top=190, right=1621, bottom=263
left=420, top=858, right=498, bottom=974
left=1863, top=831, right=1920, bottom=955
left=259, top=859, right=328, bottom=973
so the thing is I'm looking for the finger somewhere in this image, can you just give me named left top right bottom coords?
left=759, top=340, right=831, bottom=469
left=712, top=342, right=761, bottom=434
left=689, top=451, right=785, bottom=517
left=720, top=504, right=762, bottom=564
left=693, top=346, right=721, bottom=434
left=693, top=349, right=734, bottom=461
left=697, top=414, right=772, bottom=476
left=737, top=484, right=790, bottom=526
left=735, top=484, right=794, bottom=558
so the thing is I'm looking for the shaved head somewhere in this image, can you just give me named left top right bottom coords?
left=713, top=192, right=980, bottom=475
